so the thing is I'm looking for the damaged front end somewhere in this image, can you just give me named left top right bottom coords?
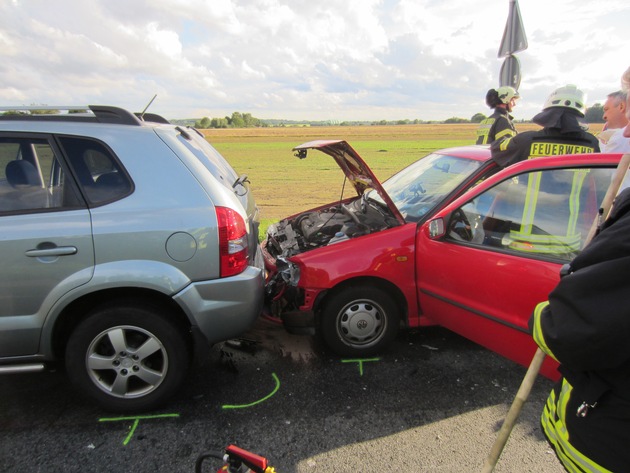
left=261, top=140, right=406, bottom=327
left=262, top=198, right=399, bottom=328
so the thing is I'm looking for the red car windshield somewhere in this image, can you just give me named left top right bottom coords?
left=369, top=153, right=484, bottom=222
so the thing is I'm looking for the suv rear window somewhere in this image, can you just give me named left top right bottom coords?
left=58, top=136, right=132, bottom=205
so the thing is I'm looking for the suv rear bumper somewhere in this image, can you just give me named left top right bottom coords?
left=173, top=265, right=265, bottom=345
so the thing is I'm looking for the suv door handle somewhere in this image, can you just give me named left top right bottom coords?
left=25, top=246, right=78, bottom=257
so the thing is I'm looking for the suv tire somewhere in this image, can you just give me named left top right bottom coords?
left=65, top=302, right=190, bottom=412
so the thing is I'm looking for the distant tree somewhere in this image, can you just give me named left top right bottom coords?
left=242, top=112, right=261, bottom=127
left=585, top=103, right=604, bottom=123
left=444, top=117, right=469, bottom=124
left=195, top=117, right=211, bottom=128
left=3, top=108, right=61, bottom=115
left=29, top=108, right=60, bottom=115
left=211, top=117, right=229, bottom=128
left=471, top=112, right=486, bottom=123
left=230, top=112, right=245, bottom=128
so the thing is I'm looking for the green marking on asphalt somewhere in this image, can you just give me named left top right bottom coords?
left=222, top=372, right=280, bottom=409
left=99, top=413, right=180, bottom=445
left=341, top=357, right=380, bottom=376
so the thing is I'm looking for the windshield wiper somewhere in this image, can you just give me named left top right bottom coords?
left=365, top=192, right=391, bottom=215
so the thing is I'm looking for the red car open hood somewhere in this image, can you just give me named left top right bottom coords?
left=293, top=140, right=405, bottom=225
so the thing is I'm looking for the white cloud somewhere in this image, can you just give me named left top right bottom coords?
left=0, top=0, right=627, bottom=121
left=145, top=23, right=182, bottom=58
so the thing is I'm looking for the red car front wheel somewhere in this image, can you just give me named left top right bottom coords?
left=320, top=286, right=399, bottom=357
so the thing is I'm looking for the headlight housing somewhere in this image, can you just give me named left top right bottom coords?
left=288, top=261, right=301, bottom=286
left=277, top=257, right=301, bottom=286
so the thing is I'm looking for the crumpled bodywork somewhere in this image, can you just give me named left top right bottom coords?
left=264, top=140, right=403, bottom=261
left=262, top=140, right=406, bottom=318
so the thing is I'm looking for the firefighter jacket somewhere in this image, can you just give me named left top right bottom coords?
left=529, top=188, right=630, bottom=473
left=489, top=108, right=601, bottom=255
left=475, top=107, right=516, bottom=145
left=490, top=108, right=600, bottom=168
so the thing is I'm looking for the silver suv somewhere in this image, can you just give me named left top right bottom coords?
left=0, top=106, right=264, bottom=412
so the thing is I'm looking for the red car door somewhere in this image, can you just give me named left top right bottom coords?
left=414, top=155, right=619, bottom=379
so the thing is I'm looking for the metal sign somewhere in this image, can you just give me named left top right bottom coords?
left=500, top=55, right=521, bottom=90
left=498, top=0, right=528, bottom=58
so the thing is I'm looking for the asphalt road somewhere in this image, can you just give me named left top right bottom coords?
left=0, top=318, right=565, bottom=473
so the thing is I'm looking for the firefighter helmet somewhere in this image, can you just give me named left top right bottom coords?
left=543, top=85, right=586, bottom=116
left=486, top=86, right=520, bottom=109
left=496, top=86, right=520, bottom=104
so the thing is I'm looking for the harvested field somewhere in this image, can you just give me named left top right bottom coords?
left=202, top=123, right=603, bottom=223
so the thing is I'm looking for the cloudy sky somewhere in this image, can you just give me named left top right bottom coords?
left=0, top=0, right=628, bottom=122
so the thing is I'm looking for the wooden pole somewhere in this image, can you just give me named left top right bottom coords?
left=481, top=153, right=630, bottom=472
left=481, top=349, right=545, bottom=473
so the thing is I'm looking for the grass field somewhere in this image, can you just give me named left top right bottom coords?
left=202, top=122, right=603, bottom=227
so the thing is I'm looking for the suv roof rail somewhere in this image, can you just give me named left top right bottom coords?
left=0, top=105, right=144, bottom=126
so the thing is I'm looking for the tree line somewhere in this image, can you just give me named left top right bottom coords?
left=466, top=103, right=604, bottom=124
left=193, top=104, right=605, bottom=129
left=194, top=111, right=266, bottom=129
left=4, top=105, right=605, bottom=127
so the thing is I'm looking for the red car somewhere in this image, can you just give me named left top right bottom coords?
left=262, top=140, right=621, bottom=379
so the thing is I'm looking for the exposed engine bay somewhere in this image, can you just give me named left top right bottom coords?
left=264, top=195, right=400, bottom=260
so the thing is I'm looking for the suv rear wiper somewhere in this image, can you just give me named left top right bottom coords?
left=233, top=174, right=250, bottom=189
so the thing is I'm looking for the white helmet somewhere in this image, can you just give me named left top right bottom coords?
left=496, top=86, right=520, bottom=104
left=543, top=84, right=586, bottom=116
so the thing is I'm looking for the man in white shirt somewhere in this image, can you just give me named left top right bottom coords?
left=601, top=89, right=630, bottom=191
left=599, top=90, right=630, bottom=153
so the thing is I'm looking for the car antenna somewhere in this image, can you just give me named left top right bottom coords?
left=139, top=94, right=157, bottom=120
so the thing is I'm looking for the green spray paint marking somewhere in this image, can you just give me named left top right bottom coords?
left=222, top=372, right=280, bottom=409
left=99, top=413, right=180, bottom=446
left=341, top=357, right=380, bottom=376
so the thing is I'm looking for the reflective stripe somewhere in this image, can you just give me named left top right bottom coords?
left=568, top=170, right=589, bottom=235
left=476, top=118, right=495, bottom=144
left=509, top=169, right=590, bottom=255
left=519, top=171, right=543, bottom=235
left=541, top=379, right=613, bottom=472
left=499, top=136, right=513, bottom=151
left=531, top=301, right=558, bottom=361
left=508, top=232, right=581, bottom=254
left=495, top=128, right=516, bottom=140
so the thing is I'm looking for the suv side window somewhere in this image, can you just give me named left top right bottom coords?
left=447, top=167, right=614, bottom=262
left=57, top=136, right=132, bottom=205
left=0, top=137, right=83, bottom=213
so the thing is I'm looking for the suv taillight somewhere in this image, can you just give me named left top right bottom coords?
left=216, top=206, right=249, bottom=277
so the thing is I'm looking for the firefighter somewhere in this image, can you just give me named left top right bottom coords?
left=491, top=84, right=600, bottom=168
left=476, top=86, right=520, bottom=145
left=529, top=187, right=630, bottom=472
left=491, top=85, right=601, bottom=255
